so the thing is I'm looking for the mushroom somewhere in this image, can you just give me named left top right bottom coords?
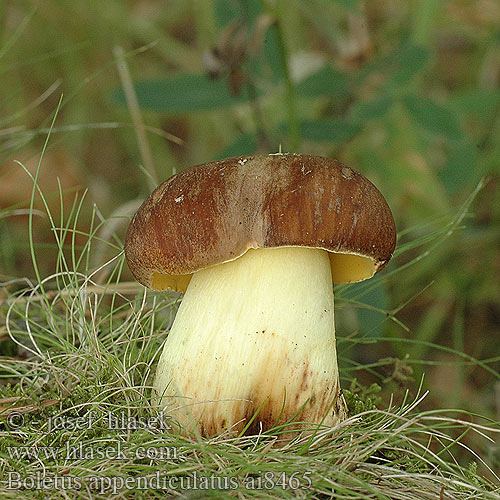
left=124, top=154, right=396, bottom=437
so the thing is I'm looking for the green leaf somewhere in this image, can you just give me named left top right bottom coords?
left=358, top=44, right=430, bottom=87
left=440, top=141, right=482, bottom=194
left=403, top=95, right=464, bottom=140
left=261, top=21, right=283, bottom=82
left=214, top=0, right=282, bottom=83
left=216, top=133, right=257, bottom=159
left=390, top=44, right=430, bottom=85
left=356, top=283, right=390, bottom=338
left=296, top=66, right=348, bottom=99
left=299, top=119, right=359, bottom=142
left=449, top=90, right=500, bottom=123
left=318, top=0, right=361, bottom=9
left=215, top=0, right=244, bottom=26
left=215, top=0, right=261, bottom=27
left=112, top=74, right=250, bottom=113
left=350, top=95, right=393, bottom=123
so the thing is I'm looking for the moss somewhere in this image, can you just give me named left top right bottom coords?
left=343, top=379, right=382, bottom=415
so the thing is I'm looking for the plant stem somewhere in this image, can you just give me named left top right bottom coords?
left=272, top=0, right=300, bottom=152
left=412, top=0, right=440, bottom=47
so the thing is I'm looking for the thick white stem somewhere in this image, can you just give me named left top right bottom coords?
left=154, top=247, right=347, bottom=436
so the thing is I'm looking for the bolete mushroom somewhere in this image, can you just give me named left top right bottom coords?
left=124, top=154, right=396, bottom=437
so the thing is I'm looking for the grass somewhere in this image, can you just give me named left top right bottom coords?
left=0, top=274, right=498, bottom=498
left=0, top=145, right=498, bottom=498
left=1, top=0, right=500, bottom=497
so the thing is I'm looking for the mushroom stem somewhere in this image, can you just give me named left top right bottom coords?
left=153, top=246, right=347, bottom=436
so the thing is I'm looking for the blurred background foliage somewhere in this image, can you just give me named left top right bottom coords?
left=1, top=0, right=499, bottom=461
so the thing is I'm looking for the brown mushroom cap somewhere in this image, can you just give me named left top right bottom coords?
left=124, top=154, right=396, bottom=292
